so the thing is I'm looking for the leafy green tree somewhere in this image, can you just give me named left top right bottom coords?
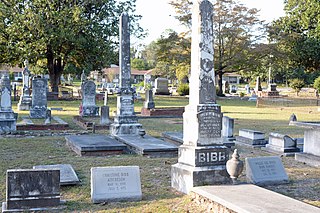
left=154, top=30, right=191, bottom=82
left=0, top=0, right=143, bottom=92
left=269, top=0, right=320, bottom=74
left=314, top=76, right=320, bottom=92
left=290, top=78, right=305, bottom=96
left=169, top=0, right=265, bottom=95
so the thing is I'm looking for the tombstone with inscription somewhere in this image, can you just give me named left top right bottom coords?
left=80, top=80, right=99, bottom=117
left=30, top=78, right=48, bottom=118
left=143, top=89, right=155, bottom=109
left=17, top=59, right=32, bottom=111
left=100, top=105, right=111, bottom=125
left=171, top=0, right=230, bottom=194
left=2, top=169, right=63, bottom=212
left=91, top=166, right=142, bottom=203
left=153, top=78, right=170, bottom=95
left=245, top=156, right=289, bottom=185
left=110, top=13, right=142, bottom=135
left=0, top=74, right=16, bottom=133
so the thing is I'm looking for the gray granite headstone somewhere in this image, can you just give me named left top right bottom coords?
left=2, top=169, right=61, bottom=212
left=110, top=13, right=142, bottom=136
left=153, top=78, right=170, bottom=95
left=91, top=166, right=142, bottom=203
left=171, top=0, right=230, bottom=194
left=33, top=164, right=80, bottom=185
left=0, top=74, right=16, bottom=133
left=245, top=156, right=288, bottom=185
left=30, top=78, right=48, bottom=118
left=80, top=80, right=99, bottom=117
left=143, top=89, right=155, bottom=109
left=100, top=105, right=111, bottom=125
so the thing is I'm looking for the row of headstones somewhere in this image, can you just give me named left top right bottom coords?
left=2, top=154, right=288, bottom=212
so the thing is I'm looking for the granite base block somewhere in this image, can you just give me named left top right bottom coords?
left=265, top=144, right=300, bottom=154
left=295, top=153, right=320, bottom=167
left=236, top=136, right=267, bottom=146
left=30, top=108, right=47, bottom=118
left=171, top=163, right=230, bottom=194
left=81, top=106, right=99, bottom=117
left=110, top=123, right=142, bottom=136
left=2, top=201, right=65, bottom=212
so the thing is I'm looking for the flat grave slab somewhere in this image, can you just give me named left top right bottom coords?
left=17, top=116, right=69, bottom=131
left=295, top=153, right=320, bottom=167
left=114, top=134, right=178, bottom=157
left=91, top=166, right=142, bottom=203
left=191, top=184, right=320, bottom=213
left=33, top=164, right=80, bottom=185
left=236, top=129, right=267, bottom=147
left=65, top=134, right=127, bottom=156
left=245, top=156, right=288, bottom=185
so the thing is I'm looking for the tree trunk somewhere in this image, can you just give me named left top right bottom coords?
left=217, top=71, right=223, bottom=96
left=46, top=45, right=63, bottom=93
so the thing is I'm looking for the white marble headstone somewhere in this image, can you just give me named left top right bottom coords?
left=91, top=166, right=142, bottom=203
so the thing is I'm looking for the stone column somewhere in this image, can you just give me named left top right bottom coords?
left=110, top=13, right=142, bottom=136
left=0, top=74, right=16, bottom=133
left=143, top=89, right=155, bottom=109
left=171, top=0, right=230, bottom=194
left=255, top=76, right=262, bottom=92
left=17, top=60, right=32, bottom=110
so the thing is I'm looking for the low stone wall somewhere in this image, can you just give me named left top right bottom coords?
left=190, top=192, right=236, bottom=213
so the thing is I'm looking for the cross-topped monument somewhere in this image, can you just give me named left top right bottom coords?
left=171, top=0, right=230, bottom=194
left=17, top=59, right=32, bottom=110
left=110, top=13, right=142, bottom=136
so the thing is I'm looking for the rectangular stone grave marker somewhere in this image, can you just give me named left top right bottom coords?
left=30, top=78, right=47, bottom=118
left=245, top=156, right=288, bottom=185
left=80, top=80, right=99, bottom=117
left=91, top=166, right=142, bottom=203
left=236, top=129, right=267, bottom=146
left=33, top=164, right=80, bottom=185
left=2, top=169, right=61, bottom=212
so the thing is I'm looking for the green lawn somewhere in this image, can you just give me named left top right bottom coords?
left=1, top=95, right=319, bottom=211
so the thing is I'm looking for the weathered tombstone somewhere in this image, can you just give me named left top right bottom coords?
left=265, top=132, right=300, bottom=154
left=0, top=74, right=16, bottom=133
left=91, top=166, right=142, bottom=203
left=33, top=164, right=80, bottom=186
left=268, top=83, right=277, bottom=92
left=100, top=105, right=111, bottom=125
left=30, top=78, right=48, bottom=118
left=236, top=129, right=267, bottom=146
left=255, top=76, right=262, bottom=92
left=17, top=59, right=32, bottom=110
left=110, top=13, right=142, bottom=135
left=245, top=156, right=289, bottom=185
left=153, top=78, right=170, bottom=95
left=143, top=89, right=155, bottom=109
left=2, top=169, right=62, bottom=212
left=80, top=80, right=99, bottom=117
left=171, top=0, right=230, bottom=194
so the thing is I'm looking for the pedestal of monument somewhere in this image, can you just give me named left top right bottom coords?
left=0, top=111, right=16, bottom=133
left=172, top=105, right=230, bottom=194
left=17, top=96, right=31, bottom=111
left=110, top=115, right=142, bottom=135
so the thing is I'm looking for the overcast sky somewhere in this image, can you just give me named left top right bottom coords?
left=134, top=0, right=285, bottom=45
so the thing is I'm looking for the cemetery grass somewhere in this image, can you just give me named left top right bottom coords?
left=0, top=96, right=319, bottom=211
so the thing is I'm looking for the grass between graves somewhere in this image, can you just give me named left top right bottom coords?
left=0, top=95, right=319, bottom=211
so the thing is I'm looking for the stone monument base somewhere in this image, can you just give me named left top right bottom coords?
left=110, top=123, right=142, bottom=136
left=295, top=153, right=320, bottom=167
left=172, top=145, right=231, bottom=194
left=30, top=108, right=47, bottom=118
left=171, top=163, right=230, bottom=194
left=0, top=111, right=16, bottom=133
left=81, top=106, right=99, bottom=117
left=17, top=96, right=31, bottom=111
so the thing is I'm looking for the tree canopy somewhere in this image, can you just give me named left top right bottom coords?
left=0, top=0, right=143, bottom=92
left=169, top=0, right=266, bottom=95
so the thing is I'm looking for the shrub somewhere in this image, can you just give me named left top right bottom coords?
left=314, top=76, right=320, bottom=92
left=177, top=83, right=189, bottom=96
left=290, top=78, right=305, bottom=96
